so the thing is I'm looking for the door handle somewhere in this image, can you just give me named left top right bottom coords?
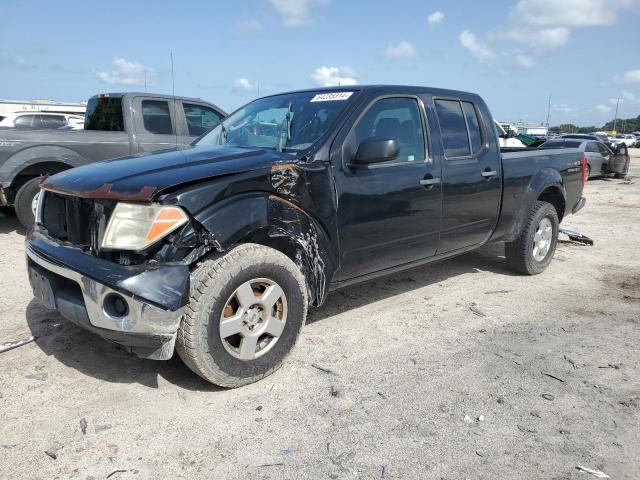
left=481, top=170, right=498, bottom=178
left=420, top=177, right=441, bottom=186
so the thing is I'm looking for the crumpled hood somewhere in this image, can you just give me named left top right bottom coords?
left=42, top=145, right=292, bottom=200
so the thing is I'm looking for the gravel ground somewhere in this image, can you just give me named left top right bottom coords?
left=1, top=151, right=639, bottom=480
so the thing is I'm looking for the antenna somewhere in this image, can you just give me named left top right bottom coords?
left=613, top=96, right=620, bottom=132
left=144, top=69, right=148, bottom=92
left=170, top=52, right=178, bottom=148
left=545, top=94, right=551, bottom=128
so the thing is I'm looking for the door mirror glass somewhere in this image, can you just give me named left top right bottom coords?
left=353, top=137, right=399, bottom=165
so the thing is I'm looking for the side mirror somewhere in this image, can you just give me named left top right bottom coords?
left=352, top=137, right=399, bottom=166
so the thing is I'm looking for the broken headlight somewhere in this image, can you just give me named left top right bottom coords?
left=101, top=203, right=188, bottom=251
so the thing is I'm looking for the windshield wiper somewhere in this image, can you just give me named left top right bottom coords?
left=277, top=102, right=293, bottom=152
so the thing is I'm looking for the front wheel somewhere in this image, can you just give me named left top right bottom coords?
left=505, top=201, right=559, bottom=275
left=176, top=243, right=308, bottom=388
left=14, top=177, right=42, bottom=229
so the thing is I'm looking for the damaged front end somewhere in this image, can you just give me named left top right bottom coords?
left=26, top=187, right=219, bottom=360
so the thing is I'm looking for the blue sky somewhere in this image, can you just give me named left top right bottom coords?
left=1, top=0, right=639, bottom=126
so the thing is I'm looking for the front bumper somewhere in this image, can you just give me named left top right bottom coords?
left=25, top=232, right=190, bottom=360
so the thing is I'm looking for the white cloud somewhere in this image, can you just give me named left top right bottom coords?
left=459, top=30, right=496, bottom=62
left=515, top=53, right=535, bottom=68
left=268, top=0, right=327, bottom=28
left=489, top=0, right=640, bottom=68
left=427, top=10, right=444, bottom=25
left=510, top=0, right=634, bottom=28
left=233, top=78, right=259, bottom=91
left=504, top=26, right=570, bottom=49
left=553, top=103, right=576, bottom=113
left=596, top=104, right=612, bottom=113
left=622, top=90, right=640, bottom=103
left=621, top=69, right=640, bottom=83
left=311, top=66, right=357, bottom=87
left=385, top=41, right=416, bottom=60
left=96, top=58, right=152, bottom=86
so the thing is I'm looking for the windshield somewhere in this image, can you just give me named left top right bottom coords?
left=196, top=91, right=356, bottom=151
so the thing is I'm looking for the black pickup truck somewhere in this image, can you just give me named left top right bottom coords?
left=26, top=86, right=587, bottom=387
left=0, top=92, right=225, bottom=227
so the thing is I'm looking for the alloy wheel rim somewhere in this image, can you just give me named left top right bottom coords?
left=532, top=217, right=553, bottom=262
left=219, top=278, right=287, bottom=360
left=31, top=192, right=40, bottom=217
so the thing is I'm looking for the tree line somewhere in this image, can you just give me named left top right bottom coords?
left=549, top=114, right=640, bottom=134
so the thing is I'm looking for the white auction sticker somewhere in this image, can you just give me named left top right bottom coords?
left=310, top=92, right=354, bottom=102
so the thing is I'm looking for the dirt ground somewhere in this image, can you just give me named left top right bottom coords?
left=1, top=151, right=639, bottom=480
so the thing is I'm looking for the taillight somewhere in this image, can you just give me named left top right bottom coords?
left=580, top=155, right=588, bottom=186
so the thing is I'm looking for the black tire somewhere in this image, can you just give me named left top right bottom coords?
left=505, top=201, right=559, bottom=275
left=176, top=243, right=308, bottom=388
left=14, top=177, right=41, bottom=229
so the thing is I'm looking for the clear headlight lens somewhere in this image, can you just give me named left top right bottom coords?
left=101, top=203, right=189, bottom=251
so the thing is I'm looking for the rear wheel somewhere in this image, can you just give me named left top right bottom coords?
left=176, top=243, right=307, bottom=388
left=14, top=177, right=41, bottom=229
left=505, top=201, right=559, bottom=275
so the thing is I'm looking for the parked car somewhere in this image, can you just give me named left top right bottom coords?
left=612, top=134, right=637, bottom=147
left=589, top=132, right=611, bottom=144
left=0, top=112, right=84, bottom=130
left=632, top=133, right=640, bottom=147
left=0, top=92, right=225, bottom=227
left=539, top=138, right=629, bottom=178
left=26, top=85, right=587, bottom=387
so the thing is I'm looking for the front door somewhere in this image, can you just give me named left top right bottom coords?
left=432, top=98, right=502, bottom=253
left=333, top=96, right=442, bottom=281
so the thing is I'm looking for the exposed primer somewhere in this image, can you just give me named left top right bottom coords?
left=270, top=163, right=302, bottom=196
left=268, top=195, right=327, bottom=306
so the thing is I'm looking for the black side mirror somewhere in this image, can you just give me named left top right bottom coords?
left=353, top=137, right=399, bottom=166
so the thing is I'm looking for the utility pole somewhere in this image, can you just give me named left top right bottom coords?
left=144, top=70, right=148, bottom=92
left=613, top=96, right=620, bottom=132
left=545, top=94, right=551, bottom=128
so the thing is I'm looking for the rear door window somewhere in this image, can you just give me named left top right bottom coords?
left=142, top=100, right=174, bottom=135
left=461, top=102, right=483, bottom=154
left=434, top=99, right=471, bottom=158
left=182, top=103, right=223, bottom=136
left=39, top=115, right=67, bottom=128
left=585, top=142, right=599, bottom=153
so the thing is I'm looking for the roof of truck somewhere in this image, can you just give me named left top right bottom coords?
left=89, top=92, right=207, bottom=101
left=258, top=84, right=482, bottom=99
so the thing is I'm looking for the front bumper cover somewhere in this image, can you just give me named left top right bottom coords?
left=25, top=231, right=190, bottom=360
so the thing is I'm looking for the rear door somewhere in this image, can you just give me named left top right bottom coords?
left=585, top=141, right=604, bottom=175
left=333, top=95, right=442, bottom=281
left=431, top=98, right=501, bottom=253
left=132, top=97, right=181, bottom=153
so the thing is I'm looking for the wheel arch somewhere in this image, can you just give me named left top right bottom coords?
left=503, top=168, right=567, bottom=242
left=191, top=192, right=337, bottom=307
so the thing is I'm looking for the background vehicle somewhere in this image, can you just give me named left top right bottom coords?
left=540, top=138, right=630, bottom=178
left=0, top=112, right=85, bottom=129
left=495, top=120, right=526, bottom=147
left=27, top=85, right=587, bottom=387
left=589, top=132, right=611, bottom=144
left=613, top=134, right=637, bottom=147
left=0, top=92, right=225, bottom=227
